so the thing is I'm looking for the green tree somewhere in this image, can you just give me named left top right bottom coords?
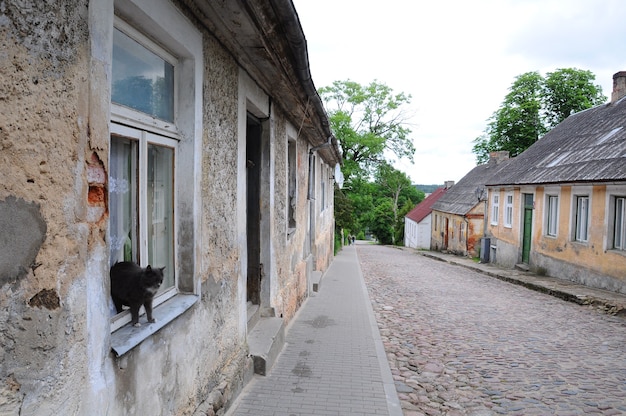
left=374, top=162, right=417, bottom=245
left=344, top=176, right=376, bottom=236
left=395, top=199, right=416, bottom=246
left=319, top=80, right=414, bottom=180
left=370, top=199, right=394, bottom=245
left=473, top=71, right=545, bottom=164
left=333, top=184, right=356, bottom=234
left=472, top=68, right=607, bottom=164
left=542, top=68, right=606, bottom=128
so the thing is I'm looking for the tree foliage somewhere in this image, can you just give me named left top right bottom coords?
left=542, top=68, right=606, bottom=128
left=370, top=199, right=394, bottom=245
left=322, top=80, right=422, bottom=246
left=320, top=80, right=415, bottom=180
left=374, top=162, right=415, bottom=244
left=472, top=68, right=607, bottom=164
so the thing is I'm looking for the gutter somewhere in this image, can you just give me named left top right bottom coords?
left=271, top=0, right=342, bottom=164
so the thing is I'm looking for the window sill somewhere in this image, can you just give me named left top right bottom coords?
left=607, top=248, right=626, bottom=257
left=111, top=294, right=198, bottom=357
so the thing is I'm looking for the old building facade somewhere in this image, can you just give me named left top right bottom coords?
left=0, top=0, right=340, bottom=414
left=430, top=154, right=509, bottom=258
left=486, top=72, right=626, bottom=295
left=404, top=186, right=448, bottom=249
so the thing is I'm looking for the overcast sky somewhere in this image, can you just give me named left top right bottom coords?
left=292, top=0, right=626, bottom=185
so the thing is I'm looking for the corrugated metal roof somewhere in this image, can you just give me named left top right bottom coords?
left=432, top=159, right=510, bottom=215
left=487, top=96, right=626, bottom=186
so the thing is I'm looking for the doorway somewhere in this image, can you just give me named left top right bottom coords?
left=246, top=114, right=261, bottom=305
left=443, top=217, right=449, bottom=250
left=522, top=193, right=533, bottom=264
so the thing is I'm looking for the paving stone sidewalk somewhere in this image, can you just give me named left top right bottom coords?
left=227, top=244, right=402, bottom=416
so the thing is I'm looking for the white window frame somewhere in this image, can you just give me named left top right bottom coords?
left=611, top=195, right=626, bottom=251
left=545, top=194, right=559, bottom=237
left=111, top=18, right=179, bottom=138
left=109, top=0, right=202, bottom=354
left=109, top=125, right=178, bottom=304
left=491, top=193, right=500, bottom=225
left=574, top=195, right=590, bottom=242
left=504, top=192, right=514, bottom=228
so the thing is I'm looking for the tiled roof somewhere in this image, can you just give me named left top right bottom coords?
left=405, top=187, right=448, bottom=223
left=487, top=96, right=626, bottom=186
left=432, top=159, right=510, bottom=215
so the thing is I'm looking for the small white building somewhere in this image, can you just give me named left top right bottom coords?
left=404, top=186, right=449, bottom=249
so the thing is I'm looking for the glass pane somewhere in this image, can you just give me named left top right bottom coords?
left=109, top=137, right=138, bottom=266
left=576, top=197, right=589, bottom=241
left=147, top=143, right=175, bottom=291
left=548, top=196, right=558, bottom=236
left=616, top=198, right=624, bottom=249
left=112, top=28, right=174, bottom=122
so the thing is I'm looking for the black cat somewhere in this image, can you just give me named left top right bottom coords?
left=110, top=262, right=164, bottom=327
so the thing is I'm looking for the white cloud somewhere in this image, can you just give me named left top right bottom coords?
left=294, top=0, right=626, bottom=184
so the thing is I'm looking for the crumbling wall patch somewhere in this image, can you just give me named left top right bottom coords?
left=0, top=196, right=47, bottom=285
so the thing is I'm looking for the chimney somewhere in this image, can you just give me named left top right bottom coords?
left=444, top=180, right=455, bottom=189
left=488, top=151, right=510, bottom=165
left=611, top=71, right=626, bottom=103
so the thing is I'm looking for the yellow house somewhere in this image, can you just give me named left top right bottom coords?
left=431, top=154, right=509, bottom=257
left=486, top=72, right=626, bottom=295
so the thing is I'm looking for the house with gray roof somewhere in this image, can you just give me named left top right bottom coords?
left=430, top=153, right=509, bottom=257
left=485, top=71, right=626, bottom=294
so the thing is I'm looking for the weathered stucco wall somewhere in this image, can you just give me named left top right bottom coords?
left=1, top=0, right=337, bottom=414
left=489, top=185, right=626, bottom=293
left=0, top=1, right=99, bottom=414
left=430, top=211, right=471, bottom=256
left=270, top=107, right=308, bottom=323
left=0, top=0, right=247, bottom=414
left=487, top=188, right=522, bottom=266
left=531, top=185, right=626, bottom=293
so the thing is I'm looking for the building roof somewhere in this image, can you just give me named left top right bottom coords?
left=487, top=95, right=626, bottom=186
left=405, top=187, right=448, bottom=223
left=186, top=0, right=341, bottom=165
left=432, top=158, right=510, bottom=215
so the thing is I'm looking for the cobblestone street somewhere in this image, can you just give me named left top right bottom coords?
left=357, top=244, right=626, bottom=416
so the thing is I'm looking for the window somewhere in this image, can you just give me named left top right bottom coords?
left=112, top=28, right=174, bottom=122
left=574, top=196, right=589, bottom=242
left=108, top=4, right=201, bottom=347
left=287, top=139, right=297, bottom=232
left=504, top=193, right=513, bottom=228
left=321, top=175, right=326, bottom=212
left=110, top=22, right=178, bottom=317
left=612, top=196, right=626, bottom=250
left=491, top=194, right=499, bottom=225
left=546, top=195, right=559, bottom=237
left=110, top=126, right=176, bottom=293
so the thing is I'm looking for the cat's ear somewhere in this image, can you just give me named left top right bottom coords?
left=146, top=265, right=152, bottom=271
left=159, top=267, right=165, bottom=272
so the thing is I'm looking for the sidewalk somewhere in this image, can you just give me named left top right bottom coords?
left=413, top=249, right=626, bottom=317
left=226, top=244, right=402, bottom=416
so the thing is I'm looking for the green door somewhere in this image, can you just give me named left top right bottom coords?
left=522, top=194, right=533, bottom=264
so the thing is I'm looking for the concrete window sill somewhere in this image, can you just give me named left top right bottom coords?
left=110, top=294, right=198, bottom=356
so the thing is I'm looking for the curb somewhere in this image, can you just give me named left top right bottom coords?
left=415, top=251, right=626, bottom=317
